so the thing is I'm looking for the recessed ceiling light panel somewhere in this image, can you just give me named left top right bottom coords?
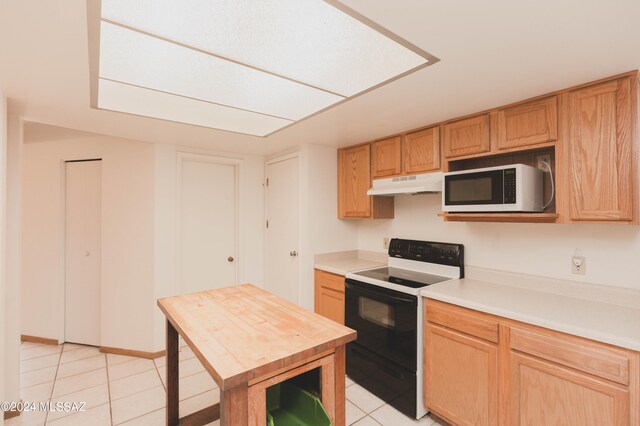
left=98, top=78, right=293, bottom=135
left=90, top=0, right=438, bottom=136
left=99, top=22, right=343, bottom=121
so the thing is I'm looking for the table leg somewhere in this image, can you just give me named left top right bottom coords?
left=321, top=356, right=336, bottom=423
left=221, top=383, right=248, bottom=425
left=247, top=386, right=266, bottom=426
left=166, top=319, right=179, bottom=426
left=334, top=345, right=347, bottom=426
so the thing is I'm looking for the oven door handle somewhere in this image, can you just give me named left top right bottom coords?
left=345, top=281, right=417, bottom=304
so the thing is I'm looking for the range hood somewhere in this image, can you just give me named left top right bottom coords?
left=367, top=172, right=444, bottom=196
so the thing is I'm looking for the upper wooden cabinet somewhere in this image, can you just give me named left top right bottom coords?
left=338, top=71, right=638, bottom=224
left=497, top=96, right=558, bottom=150
left=403, top=127, right=441, bottom=174
left=566, top=77, right=637, bottom=223
left=338, top=144, right=394, bottom=219
left=371, top=136, right=402, bottom=178
left=442, top=114, right=491, bottom=158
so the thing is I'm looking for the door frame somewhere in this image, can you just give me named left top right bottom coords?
left=264, top=152, right=302, bottom=305
left=175, top=152, right=242, bottom=294
left=62, top=158, right=103, bottom=345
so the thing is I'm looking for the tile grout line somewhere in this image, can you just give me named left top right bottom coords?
left=154, top=360, right=166, bottom=392
left=20, top=360, right=63, bottom=376
left=117, top=385, right=217, bottom=426
left=20, top=349, right=64, bottom=363
left=43, top=345, right=65, bottom=425
left=105, top=353, right=115, bottom=426
left=43, top=364, right=107, bottom=391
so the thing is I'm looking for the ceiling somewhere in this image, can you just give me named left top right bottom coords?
left=2, top=0, right=640, bottom=156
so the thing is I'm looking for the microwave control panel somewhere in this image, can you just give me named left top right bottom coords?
left=504, top=168, right=516, bottom=204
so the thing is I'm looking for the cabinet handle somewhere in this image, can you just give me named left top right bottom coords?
left=227, top=256, right=234, bottom=262
left=290, top=251, right=298, bottom=257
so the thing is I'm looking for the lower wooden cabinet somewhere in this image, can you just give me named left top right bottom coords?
left=510, top=352, right=630, bottom=425
left=314, top=269, right=345, bottom=325
left=424, top=299, right=639, bottom=426
left=425, top=324, right=498, bottom=426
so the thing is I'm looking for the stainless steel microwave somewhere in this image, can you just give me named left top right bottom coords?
left=442, top=164, right=544, bottom=212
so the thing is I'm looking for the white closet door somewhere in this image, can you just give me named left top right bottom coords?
left=265, top=156, right=299, bottom=304
left=179, top=157, right=237, bottom=293
left=65, top=160, right=102, bottom=346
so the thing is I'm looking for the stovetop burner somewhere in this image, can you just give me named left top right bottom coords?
left=351, top=266, right=451, bottom=289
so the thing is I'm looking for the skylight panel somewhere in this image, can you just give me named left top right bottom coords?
left=98, top=79, right=293, bottom=135
left=91, top=0, right=438, bottom=136
left=99, top=22, right=343, bottom=121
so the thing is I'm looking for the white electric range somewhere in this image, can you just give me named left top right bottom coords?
left=344, top=238, right=464, bottom=419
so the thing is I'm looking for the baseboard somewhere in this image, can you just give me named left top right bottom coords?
left=21, top=334, right=59, bottom=346
left=99, top=346, right=165, bottom=360
left=3, top=400, right=23, bottom=420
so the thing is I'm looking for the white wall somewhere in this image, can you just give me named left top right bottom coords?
left=357, top=195, right=640, bottom=291
left=0, top=91, right=7, bottom=426
left=152, top=143, right=265, bottom=351
left=22, top=135, right=156, bottom=351
left=298, top=144, right=358, bottom=310
left=4, top=115, right=22, bottom=404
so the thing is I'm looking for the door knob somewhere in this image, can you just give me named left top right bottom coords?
left=227, top=256, right=234, bottom=262
left=289, top=251, right=298, bottom=257
left=85, top=251, right=90, bottom=257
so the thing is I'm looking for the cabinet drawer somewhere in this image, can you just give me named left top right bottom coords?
left=314, top=269, right=345, bottom=293
left=425, top=300, right=499, bottom=343
left=510, top=326, right=630, bottom=385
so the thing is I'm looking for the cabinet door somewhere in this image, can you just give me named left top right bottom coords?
left=424, top=324, right=498, bottom=426
left=442, top=114, right=491, bottom=158
left=403, top=127, right=441, bottom=174
left=338, top=145, right=372, bottom=218
left=567, top=78, right=634, bottom=222
left=497, top=96, right=558, bottom=150
left=314, top=269, right=345, bottom=324
left=371, top=136, right=402, bottom=178
left=510, top=352, right=629, bottom=426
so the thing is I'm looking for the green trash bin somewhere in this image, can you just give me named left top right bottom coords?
left=266, top=381, right=332, bottom=426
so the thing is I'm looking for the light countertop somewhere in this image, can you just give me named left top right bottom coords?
left=314, top=250, right=387, bottom=276
left=421, top=269, right=640, bottom=351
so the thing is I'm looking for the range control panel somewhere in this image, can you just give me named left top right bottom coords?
left=388, top=238, right=464, bottom=268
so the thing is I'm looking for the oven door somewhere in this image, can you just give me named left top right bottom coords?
left=345, top=279, right=417, bottom=371
left=443, top=168, right=506, bottom=211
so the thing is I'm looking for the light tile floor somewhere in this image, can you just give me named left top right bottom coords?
left=9, top=341, right=445, bottom=426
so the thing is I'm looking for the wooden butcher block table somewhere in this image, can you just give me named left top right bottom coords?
left=157, top=284, right=357, bottom=426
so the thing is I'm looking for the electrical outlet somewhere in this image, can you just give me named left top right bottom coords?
left=537, top=154, right=551, bottom=172
left=572, top=255, right=586, bottom=275
left=383, top=237, right=390, bottom=250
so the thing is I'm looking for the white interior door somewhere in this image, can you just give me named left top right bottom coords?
left=65, top=160, right=101, bottom=346
left=265, top=156, right=299, bottom=304
left=179, top=156, right=237, bottom=294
